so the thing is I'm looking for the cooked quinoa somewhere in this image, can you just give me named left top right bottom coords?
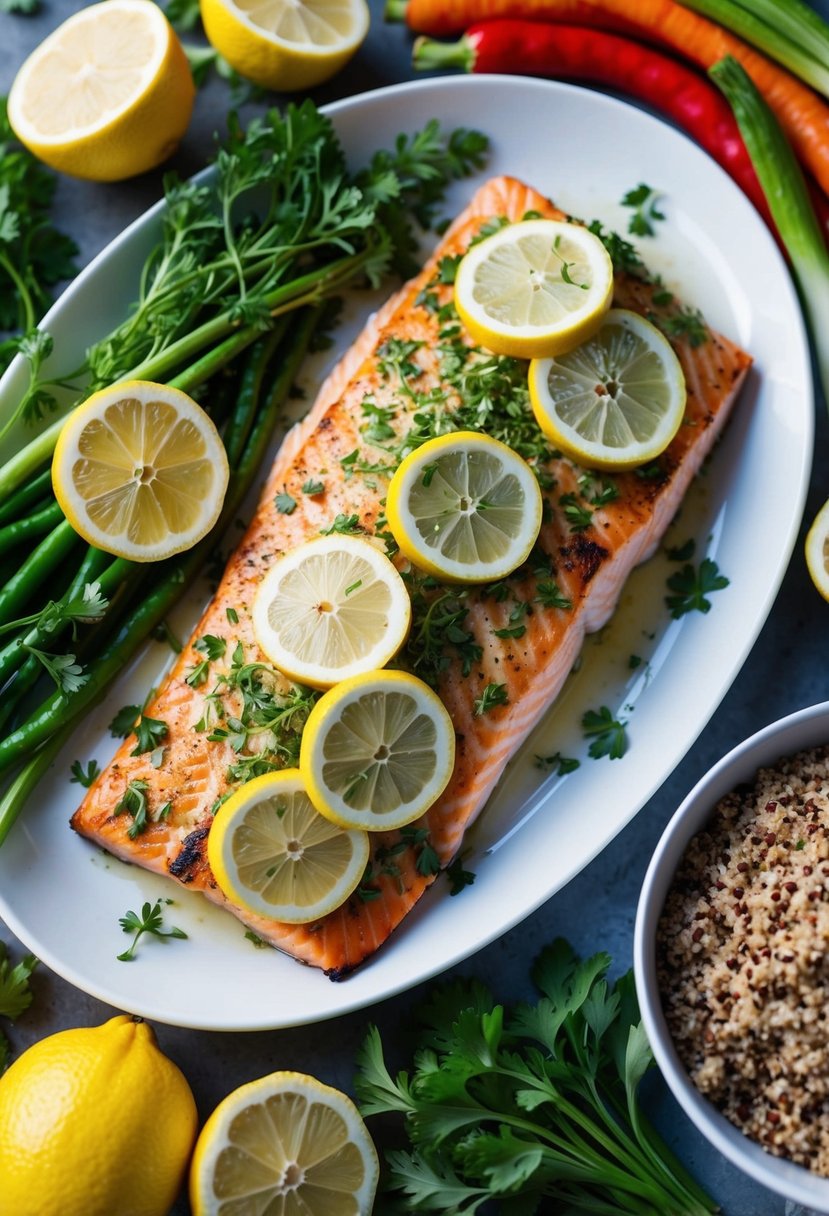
left=657, top=744, right=829, bottom=1174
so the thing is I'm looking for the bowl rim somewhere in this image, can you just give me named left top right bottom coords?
left=634, top=698, right=829, bottom=1211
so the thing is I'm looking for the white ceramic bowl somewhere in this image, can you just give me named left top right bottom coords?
left=634, top=700, right=829, bottom=1212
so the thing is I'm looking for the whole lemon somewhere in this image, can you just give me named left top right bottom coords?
left=0, top=1014, right=198, bottom=1216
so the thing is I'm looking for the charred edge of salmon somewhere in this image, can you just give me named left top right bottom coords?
left=69, top=175, right=753, bottom=980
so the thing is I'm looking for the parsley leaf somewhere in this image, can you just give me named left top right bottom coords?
left=274, top=490, right=297, bottom=514
left=0, top=941, right=37, bottom=1021
left=113, top=779, right=151, bottom=839
left=355, top=940, right=717, bottom=1215
left=582, top=706, right=628, bottom=760
left=445, top=855, right=476, bottom=895
left=117, top=900, right=188, bottom=962
left=665, top=557, right=729, bottom=618
left=621, top=182, right=665, bottom=237
left=301, top=478, right=325, bottom=495
left=473, top=683, right=509, bottom=716
left=534, top=751, right=580, bottom=775
left=109, top=703, right=141, bottom=737
left=130, top=714, right=168, bottom=756
left=70, top=758, right=100, bottom=788
left=320, top=513, right=362, bottom=535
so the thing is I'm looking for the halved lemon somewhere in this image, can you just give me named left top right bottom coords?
left=300, top=669, right=455, bottom=832
left=805, top=497, right=829, bottom=602
left=7, top=0, right=195, bottom=182
left=207, top=770, right=370, bottom=923
left=199, top=0, right=370, bottom=91
left=386, top=430, right=542, bottom=583
left=189, top=1070, right=379, bottom=1216
left=528, top=308, right=687, bottom=471
left=252, top=534, right=411, bottom=690
left=454, top=218, right=614, bottom=358
left=52, top=381, right=229, bottom=562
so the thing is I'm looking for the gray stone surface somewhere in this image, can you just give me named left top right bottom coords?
left=2, top=3, right=828, bottom=1212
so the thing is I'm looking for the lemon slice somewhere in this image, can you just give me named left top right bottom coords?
left=7, top=0, right=194, bottom=182
left=189, top=1070, right=379, bottom=1216
left=454, top=218, right=614, bottom=358
left=805, top=497, right=829, bottom=602
left=207, top=770, right=369, bottom=923
left=52, top=380, right=229, bottom=562
left=199, top=0, right=370, bottom=91
left=385, top=430, right=542, bottom=583
left=528, top=308, right=687, bottom=471
left=300, top=669, right=455, bottom=832
left=252, top=534, right=411, bottom=690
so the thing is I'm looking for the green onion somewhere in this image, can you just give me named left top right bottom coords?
left=710, top=55, right=829, bottom=412
left=681, top=0, right=829, bottom=98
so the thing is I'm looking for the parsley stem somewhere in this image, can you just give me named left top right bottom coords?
left=0, top=252, right=35, bottom=334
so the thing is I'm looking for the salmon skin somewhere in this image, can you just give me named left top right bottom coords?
left=71, top=176, right=752, bottom=978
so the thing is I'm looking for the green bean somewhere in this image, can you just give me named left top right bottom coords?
left=224, top=320, right=289, bottom=469
left=0, top=726, right=70, bottom=848
left=0, top=309, right=318, bottom=789
left=0, top=520, right=80, bottom=629
left=0, top=501, right=65, bottom=558
left=0, top=469, right=53, bottom=527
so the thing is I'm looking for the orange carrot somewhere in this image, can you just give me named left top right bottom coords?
left=391, top=0, right=829, bottom=198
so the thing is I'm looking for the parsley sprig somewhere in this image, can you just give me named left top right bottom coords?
left=665, top=557, right=730, bottom=618
left=582, top=706, right=628, bottom=760
left=117, top=900, right=188, bottom=962
left=356, top=939, right=716, bottom=1214
left=0, top=940, right=37, bottom=1073
left=621, top=182, right=665, bottom=237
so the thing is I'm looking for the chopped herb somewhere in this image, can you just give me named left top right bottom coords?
left=245, top=930, right=269, bottom=948
left=445, top=855, right=476, bottom=895
left=109, top=703, right=141, bottom=737
left=795, top=839, right=806, bottom=850
left=652, top=305, right=708, bottom=347
left=70, top=758, right=100, bottom=788
left=320, top=513, right=362, bottom=535
left=534, top=580, right=572, bottom=611
left=552, top=234, right=589, bottom=290
left=586, top=218, right=647, bottom=278
left=130, top=713, right=169, bottom=757
left=345, top=579, right=363, bottom=596
left=274, top=490, right=297, bottom=514
left=492, top=600, right=528, bottom=640
left=621, top=182, right=665, bottom=237
left=113, top=779, right=150, bottom=839
left=666, top=538, right=696, bottom=562
left=401, top=825, right=441, bottom=876
left=301, top=478, right=325, bottom=495
left=582, top=706, right=628, bottom=760
left=473, top=682, right=509, bottom=716
left=226, top=606, right=239, bottom=624
left=628, top=654, right=643, bottom=670
left=421, top=463, right=437, bottom=487
left=186, top=633, right=227, bottom=687
left=0, top=941, right=37, bottom=1022
left=157, top=801, right=173, bottom=820
left=116, top=899, right=187, bottom=962
left=559, top=493, right=593, bottom=532
left=665, top=558, right=730, bottom=618
left=535, top=751, right=580, bottom=775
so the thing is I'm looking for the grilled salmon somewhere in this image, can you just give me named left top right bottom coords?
left=71, top=176, right=752, bottom=977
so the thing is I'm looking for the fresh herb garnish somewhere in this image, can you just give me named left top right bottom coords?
left=186, top=634, right=227, bottom=687
left=621, top=182, right=665, bottom=237
left=274, top=490, right=297, bottom=514
left=665, top=557, right=730, bottom=618
left=70, top=758, right=100, bottom=788
left=301, top=478, right=325, bottom=495
left=534, top=751, right=580, bottom=775
left=320, top=513, right=362, bottom=535
left=0, top=941, right=37, bottom=1073
left=130, top=713, right=168, bottom=757
left=445, top=854, right=476, bottom=895
left=116, top=899, right=187, bottom=962
left=559, top=492, right=593, bottom=532
left=355, top=939, right=717, bottom=1215
left=582, top=706, right=628, bottom=760
left=652, top=305, right=708, bottom=347
left=113, top=779, right=150, bottom=839
left=534, top=580, right=572, bottom=611
left=473, top=683, right=509, bottom=716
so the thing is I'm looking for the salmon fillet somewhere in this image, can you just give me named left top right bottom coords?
left=71, top=176, right=752, bottom=977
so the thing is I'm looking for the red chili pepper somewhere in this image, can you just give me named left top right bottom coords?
left=415, top=21, right=783, bottom=233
